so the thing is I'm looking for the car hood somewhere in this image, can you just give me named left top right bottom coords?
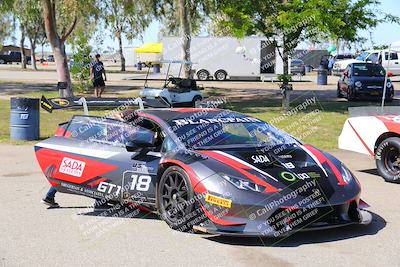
left=194, top=144, right=360, bottom=201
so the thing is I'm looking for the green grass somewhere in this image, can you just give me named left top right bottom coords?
left=0, top=92, right=383, bottom=150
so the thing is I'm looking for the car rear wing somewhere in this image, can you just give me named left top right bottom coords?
left=40, top=95, right=169, bottom=114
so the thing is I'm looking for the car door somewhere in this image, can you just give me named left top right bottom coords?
left=119, top=118, right=164, bottom=206
left=55, top=116, right=160, bottom=204
left=385, top=52, right=400, bottom=75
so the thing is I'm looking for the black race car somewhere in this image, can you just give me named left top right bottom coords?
left=35, top=107, right=372, bottom=237
left=337, top=62, right=394, bottom=101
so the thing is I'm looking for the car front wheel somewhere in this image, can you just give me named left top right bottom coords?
left=376, top=137, right=400, bottom=183
left=157, top=166, right=197, bottom=231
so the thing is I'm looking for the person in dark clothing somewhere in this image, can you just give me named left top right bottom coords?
left=41, top=186, right=59, bottom=208
left=90, top=54, right=107, bottom=98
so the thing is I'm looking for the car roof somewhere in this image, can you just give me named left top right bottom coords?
left=141, top=108, right=246, bottom=122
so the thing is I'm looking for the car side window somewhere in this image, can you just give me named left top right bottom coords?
left=367, top=53, right=379, bottom=63
left=385, top=52, right=398, bottom=60
left=66, top=116, right=146, bottom=147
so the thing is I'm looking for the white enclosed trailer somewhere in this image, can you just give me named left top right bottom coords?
left=161, top=36, right=284, bottom=81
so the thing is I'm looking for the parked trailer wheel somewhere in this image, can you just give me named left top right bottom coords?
left=214, top=70, right=227, bottom=81
left=197, top=69, right=209, bottom=81
left=375, top=137, right=400, bottom=183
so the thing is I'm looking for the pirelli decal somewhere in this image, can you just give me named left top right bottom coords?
left=205, top=193, right=232, bottom=208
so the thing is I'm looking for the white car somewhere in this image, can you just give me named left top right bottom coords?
left=333, top=50, right=400, bottom=75
left=339, top=111, right=400, bottom=183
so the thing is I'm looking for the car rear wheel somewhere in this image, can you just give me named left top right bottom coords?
left=197, top=69, right=209, bottom=81
left=214, top=70, right=227, bottom=81
left=376, top=137, right=400, bottom=183
left=157, top=166, right=197, bottom=231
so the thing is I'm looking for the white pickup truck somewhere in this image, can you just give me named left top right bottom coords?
left=333, top=50, right=400, bottom=75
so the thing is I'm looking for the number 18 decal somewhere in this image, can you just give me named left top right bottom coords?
left=130, top=174, right=151, bottom=191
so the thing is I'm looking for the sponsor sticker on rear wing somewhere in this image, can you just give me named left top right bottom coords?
left=40, top=95, right=170, bottom=113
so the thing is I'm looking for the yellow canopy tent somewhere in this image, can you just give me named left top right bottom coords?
left=135, top=43, right=163, bottom=53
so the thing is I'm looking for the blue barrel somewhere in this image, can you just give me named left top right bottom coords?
left=10, top=97, right=40, bottom=140
left=153, top=64, right=161, bottom=73
left=317, top=68, right=328, bottom=85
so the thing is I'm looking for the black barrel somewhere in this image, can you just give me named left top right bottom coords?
left=10, top=98, right=40, bottom=140
left=317, top=67, right=328, bottom=85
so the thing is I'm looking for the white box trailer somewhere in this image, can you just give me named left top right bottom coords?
left=161, top=36, right=284, bottom=80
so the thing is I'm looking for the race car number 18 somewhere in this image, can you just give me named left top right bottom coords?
left=130, top=174, right=151, bottom=191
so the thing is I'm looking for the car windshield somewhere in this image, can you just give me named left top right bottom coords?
left=355, top=52, right=369, bottom=61
left=353, top=64, right=385, bottom=77
left=168, top=115, right=299, bottom=149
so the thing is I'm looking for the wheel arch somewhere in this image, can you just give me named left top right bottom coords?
left=374, top=132, right=400, bottom=153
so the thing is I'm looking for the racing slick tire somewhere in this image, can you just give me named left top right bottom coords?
left=197, top=69, right=209, bottom=81
left=214, top=69, right=227, bottom=81
left=157, top=166, right=203, bottom=231
left=191, top=95, right=202, bottom=107
left=376, top=137, right=400, bottom=183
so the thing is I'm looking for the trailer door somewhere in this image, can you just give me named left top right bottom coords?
left=260, top=41, right=275, bottom=74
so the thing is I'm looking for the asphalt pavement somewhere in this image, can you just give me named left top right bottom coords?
left=0, top=145, right=399, bottom=267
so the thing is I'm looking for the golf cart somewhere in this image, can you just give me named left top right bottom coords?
left=139, top=60, right=203, bottom=107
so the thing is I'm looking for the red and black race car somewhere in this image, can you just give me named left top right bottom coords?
left=35, top=107, right=372, bottom=237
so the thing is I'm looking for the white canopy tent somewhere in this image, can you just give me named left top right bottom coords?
left=382, top=41, right=400, bottom=109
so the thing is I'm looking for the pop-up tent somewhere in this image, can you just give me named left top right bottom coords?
left=134, top=43, right=163, bottom=53
left=134, top=43, right=163, bottom=67
left=382, top=41, right=400, bottom=109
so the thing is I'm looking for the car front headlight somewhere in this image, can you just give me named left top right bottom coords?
left=340, top=164, right=354, bottom=184
left=220, top=173, right=266, bottom=193
left=355, top=81, right=362, bottom=87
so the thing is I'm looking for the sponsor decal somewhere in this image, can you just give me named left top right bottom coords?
left=205, top=193, right=232, bottom=208
left=280, top=171, right=321, bottom=182
left=97, top=181, right=122, bottom=196
left=41, top=99, right=52, bottom=111
left=52, top=98, right=70, bottom=107
left=280, top=171, right=297, bottom=182
left=251, top=155, right=270, bottom=164
left=278, top=154, right=292, bottom=159
left=172, top=117, right=261, bottom=126
left=59, top=157, right=86, bottom=177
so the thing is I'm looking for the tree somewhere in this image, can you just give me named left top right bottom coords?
left=19, top=0, right=44, bottom=70
left=152, top=0, right=214, bottom=78
left=41, top=0, right=99, bottom=97
left=216, top=0, right=399, bottom=109
left=101, top=0, right=152, bottom=71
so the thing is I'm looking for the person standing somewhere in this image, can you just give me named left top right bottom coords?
left=90, top=54, right=107, bottom=98
left=328, top=55, right=335, bottom=75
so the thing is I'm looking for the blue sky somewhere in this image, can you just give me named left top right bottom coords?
left=5, top=0, right=400, bottom=53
